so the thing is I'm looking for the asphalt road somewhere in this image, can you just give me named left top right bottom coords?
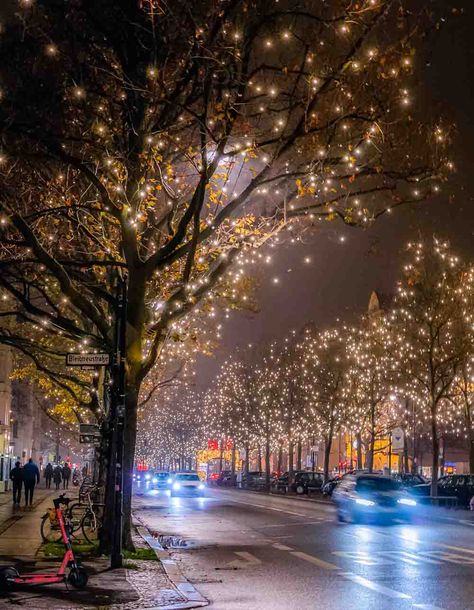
left=133, top=487, right=474, bottom=610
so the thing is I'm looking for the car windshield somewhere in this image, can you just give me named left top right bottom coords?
left=156, top=473, right=168, bottom=478
left=176, top=474, right=200, bottom=481
left=357, top=477, right=401, bottom=492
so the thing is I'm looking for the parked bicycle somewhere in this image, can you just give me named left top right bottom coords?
left=41, top=484, right=104, bottom=544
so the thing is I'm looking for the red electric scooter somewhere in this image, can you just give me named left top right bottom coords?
left=0, top=494, right=88, bottom=590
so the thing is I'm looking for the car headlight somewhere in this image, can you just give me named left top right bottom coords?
left=198, top=483, right=205, bottom=490
left=173, top=482, right=181, bottom=490
left=145, top=473, right=151, bottom=480
left=398, top=497, right=417, bottom=507
left=137, top=475, right=141, bottom=481
left=152, top=477, right=158, bottom=484
left=167, top=477, right=172, bottom=484
left=355, top=498, right=375, bottom=507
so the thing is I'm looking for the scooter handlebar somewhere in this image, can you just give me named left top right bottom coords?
left=53, top=494, right=71, bottom=509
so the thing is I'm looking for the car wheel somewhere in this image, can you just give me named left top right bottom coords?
left=296, top=485, right=305, bottom=495
left=337, top=509, right=346, bottom=523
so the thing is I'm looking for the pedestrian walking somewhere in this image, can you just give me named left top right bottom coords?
left=53, top=465, right=62, bottom=490
left=62, top=463, right=71, bottom=489
left=22, top=458, right=40, bottom=508
left=44, top=462, right=53, bottom=489
left=9, top=461, right=23, bottom=507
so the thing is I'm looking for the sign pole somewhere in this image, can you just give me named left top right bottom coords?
left=111, top=274, right=127, bottom=569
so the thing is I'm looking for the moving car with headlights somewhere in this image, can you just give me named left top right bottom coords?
left=171, top=472, right=206, bottom=496
left=150, top=471, right=172, bottom=489
left=332, top=474, right=417, bottom=523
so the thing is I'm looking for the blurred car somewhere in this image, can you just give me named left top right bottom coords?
left=333, top=474, right=417, bottom=523
left=207, top=472, right=220, bottom=483
left=171, top=472, right=206, bottom=496
left=393, top=473, right=427, bottom=488
left=274, top=471, right=325, bottom=495
left=410, top=474, right=474, bottom=507
left=151, top=471, right=172, bottom=488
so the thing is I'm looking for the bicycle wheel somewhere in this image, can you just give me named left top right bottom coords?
left=67, top=502, right=85, bottom=532
left=81, top=511, right=102, bottom=544
left=40, top=513, right=62, bottom=543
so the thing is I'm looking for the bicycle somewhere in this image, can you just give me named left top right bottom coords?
left=40, top=485, right=103, bottom=543
left=79, top=498, right=104, bottom=544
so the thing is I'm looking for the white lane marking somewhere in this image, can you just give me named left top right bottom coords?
left=272, top=543, right=293, bottom=551
left=228, top=497, right=309, bottom=517
left=413, top=605, right=446, bottom=610
left=228, top=551, right=262, bottom=568
left=290, top=551, right=340, bottom=571
left=458, top=519, right=474, bottom=527
left=437, top=543, right=474, bottom=556
left=341, top=572, right=410, bottom=599
left=259, top=520, right=325, bottom=528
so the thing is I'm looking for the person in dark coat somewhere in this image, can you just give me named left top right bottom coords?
left=53, top=465, right=62, bottom=490
left=22, top=458, right=40, bottom=508
left=44, top=463, right=53, bottom=489
left=62, top=463, right=71, bottom=489
left=9, top=461, right=22, bottom=507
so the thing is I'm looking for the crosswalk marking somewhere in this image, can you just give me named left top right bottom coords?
left=291, top=551, right=340, bottom=570
left=341, top=572, right=410, bottom=599
left=227, top=551, right=262, bottom=568
left=273, top=543, right=293, bottom=551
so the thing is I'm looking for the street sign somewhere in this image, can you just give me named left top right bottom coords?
left=391, top=427, right=404, bottom=452
left=79, top=423, right=101, bottom=444
left=66, top=353, right=110, bottom=366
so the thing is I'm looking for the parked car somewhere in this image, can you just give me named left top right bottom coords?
left=274, top=471, right=325, bottom=495
left=150, top=471, right=172, bottom=488
left=322, top=476, right=342, bottom=497
left=333, top=474, right=417, bottom=523
left=216, top=470, right=236, bottom=487
left=410, top=474, right=474, bottom=507
left=241, top=471, right=267, bottom=489
left=393, top=473, right=427, bottom=488
left=171, top=472, right=206, bottom=497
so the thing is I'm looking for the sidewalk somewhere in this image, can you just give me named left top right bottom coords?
left=0, top=488, right=196, bottom=609
left=0, top=487, right=56, bottom=557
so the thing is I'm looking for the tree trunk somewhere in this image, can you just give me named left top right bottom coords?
left=431, top=411, right=439, bottom=497
left=265, top=436, right=271, bottom=489
left=469, top=436, right=474, bottom=474
left=257, top=446, right=262, bottom=472
left=219, top=439, right=224, bottom=473
left=323, top=435, right=332, bottom=483
left=296, top=439, right=302, bottom=470
left=231, top=446, right=236, bottom=477
left=356, top=433, right=363, bottom=469
left=403, top=429, right=409, bottom=474
left=367, top=402, right=376, bottom=474
left=122, top=384, right=139, bottom=551
left=277, top=443, right=283, bottom=475
left=245, top=443, right=250, bottom=476
left=288, top=439, right=294, bottom=477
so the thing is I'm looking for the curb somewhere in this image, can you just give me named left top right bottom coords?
left=136, top=525, right=208, bottom=610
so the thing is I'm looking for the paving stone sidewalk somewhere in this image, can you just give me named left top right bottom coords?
left=0, top=490, right=189, bottom=609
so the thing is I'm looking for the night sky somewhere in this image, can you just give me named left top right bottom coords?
left=193, top=0, right=474, bottom=389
